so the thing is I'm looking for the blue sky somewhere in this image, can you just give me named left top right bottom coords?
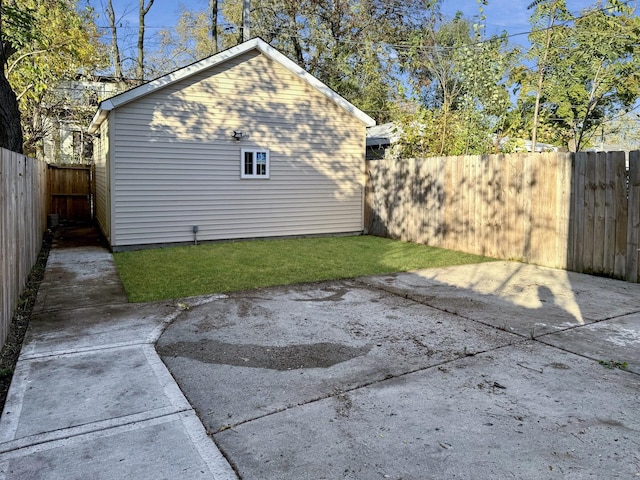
left=89, top=0, right=631, bottom=58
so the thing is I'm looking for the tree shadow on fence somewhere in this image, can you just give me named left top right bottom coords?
left=365, top=152, right=570, bottom=268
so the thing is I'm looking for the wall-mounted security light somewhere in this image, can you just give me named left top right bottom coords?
left=232, top=130, right=244, bottom=141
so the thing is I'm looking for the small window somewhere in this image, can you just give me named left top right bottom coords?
left=241, top=148, right=270, bottom=179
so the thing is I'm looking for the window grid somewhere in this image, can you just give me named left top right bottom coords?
left=241, top=148, right=270, bottom=179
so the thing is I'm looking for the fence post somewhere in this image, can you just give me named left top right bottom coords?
left=627, top=151, right=640, bottom=282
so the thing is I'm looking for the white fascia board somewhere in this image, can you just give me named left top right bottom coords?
left=88, top=109, right=108, bottom=134
left=105, top=39, right=264, bottom=110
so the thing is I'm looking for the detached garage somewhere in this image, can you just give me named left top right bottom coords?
left=89, top=37, right=375, bottom=250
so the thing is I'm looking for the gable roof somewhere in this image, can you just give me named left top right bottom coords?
left=89, top=37, right=375, bottom=133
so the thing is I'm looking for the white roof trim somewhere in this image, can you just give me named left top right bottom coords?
left=89, top=37, right=375, bottom=131
left=88, top=109, right=107, bottom=134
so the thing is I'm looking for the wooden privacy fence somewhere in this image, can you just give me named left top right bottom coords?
left=47, top=164, right=93, bottom=222
left=0, top=148, right=48, bottom=346
left=365, top=151, right=640, bottom=283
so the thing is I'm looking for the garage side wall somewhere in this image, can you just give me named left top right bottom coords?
left=110, top=50, right=366, bottom=248
left=93, top=116, right=111, bottom=243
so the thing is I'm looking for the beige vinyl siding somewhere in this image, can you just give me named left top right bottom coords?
left=110, top=50, right=366, bottom=247
left=93, top=117, right=111, bottom=243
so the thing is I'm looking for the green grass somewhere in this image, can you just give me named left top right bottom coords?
left=113, top=235, right=495, bottom=302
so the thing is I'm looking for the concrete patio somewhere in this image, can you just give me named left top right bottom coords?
left=1, top=224, right=639, bottom=479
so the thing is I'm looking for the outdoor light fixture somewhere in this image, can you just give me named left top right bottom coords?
left=232, top=130, right=244, bottom=141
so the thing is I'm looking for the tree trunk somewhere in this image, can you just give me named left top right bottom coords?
left=210, top=0, right=218, bottom=54
left=531, top=1, right=558, bottom=153
left=0, top=70, right=23, bottom=153
left=0, top=0, right=23, bottom=154
left=106, top=0, right=123, bottom=80
left=242, top=0, right=250, bottom=43
left=137, top=0, right=154, bottom=82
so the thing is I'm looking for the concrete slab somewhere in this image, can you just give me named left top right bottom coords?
left=6, top=222, right=640, bottom=480
left=0, top=412, right=236, bottom=480
left=40, top=263, right=123, bottom=286
left=0, top=345, right=190, bottom=443
left=50, top=225, right=107, bottom=249
left=361, top=262, right=640, bottom=337
left=44, top=247, right=115, bottom=268
left=33, top=246, right=129, bottom=312
left=31, top=283, right=129, bottom=313
left=541, top=312, right=640, bottom=374
left=157, top=281, right=519, bottom=432
left=214, top=342, right=640, bottom=480
left=23, top=302, right=178, bottom=356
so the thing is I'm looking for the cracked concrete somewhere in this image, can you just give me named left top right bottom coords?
left=158, top=262, right=640, bottom=479
left=2, top=222, right=639, bottom=479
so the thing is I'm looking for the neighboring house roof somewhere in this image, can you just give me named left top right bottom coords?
left=584, top=143, right=629, bottom=152
left=366, top=122, right=401, bottom=148
left=89, top=37, right=375, bottom=134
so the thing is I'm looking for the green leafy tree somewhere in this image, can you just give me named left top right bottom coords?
left=6, top=0, right=105, bottom=157
left=550, top=2, right=640, bottom=151
left=399, top=9, right=517, bottom=156
left=217, top=0, right=440, bottom=123
left=514, top=0, right=640, bottom=151
left=151, top=0, right=441, bottom=124
left=402, top=13, right=468, bottom=154
left=454, top=32, right=516, bottom=153
left=518, top=0, right=572, bottom=151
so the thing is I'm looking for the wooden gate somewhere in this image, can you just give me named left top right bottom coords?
left=47, top=164, right=93, bottom=222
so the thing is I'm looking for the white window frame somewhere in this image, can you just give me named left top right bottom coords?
left=241, top=148, right=270, bottom=179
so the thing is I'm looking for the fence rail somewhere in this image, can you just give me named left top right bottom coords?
left=0, top=148, right=48, bottom=346
left=365, top=151, right=639, bottom=283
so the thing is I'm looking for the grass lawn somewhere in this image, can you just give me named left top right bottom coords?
left=113, top=235, right=495, bottom=302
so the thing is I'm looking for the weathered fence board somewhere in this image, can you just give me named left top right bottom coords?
left=613, top=153, right=628, bottom=278
left=365, top=150, right=639, bottom=283
left=627, top=152, right=640, bottom=282
left=0, top=149, right=47, bottom=346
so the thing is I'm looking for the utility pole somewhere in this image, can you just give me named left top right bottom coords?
left=242, top=0, right=250, bottom=42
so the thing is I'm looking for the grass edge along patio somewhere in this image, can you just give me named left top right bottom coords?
left=113, top=235, right=495, bottom=302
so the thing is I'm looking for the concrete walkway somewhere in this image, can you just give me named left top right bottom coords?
left=0, top=225, right=236, bottom=480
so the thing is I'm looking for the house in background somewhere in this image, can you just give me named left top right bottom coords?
left=89, top=37, right=375, bottom=250
left=366, top=122, right=401, bottom=160
left=42, top=76, right=129, bottom=164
